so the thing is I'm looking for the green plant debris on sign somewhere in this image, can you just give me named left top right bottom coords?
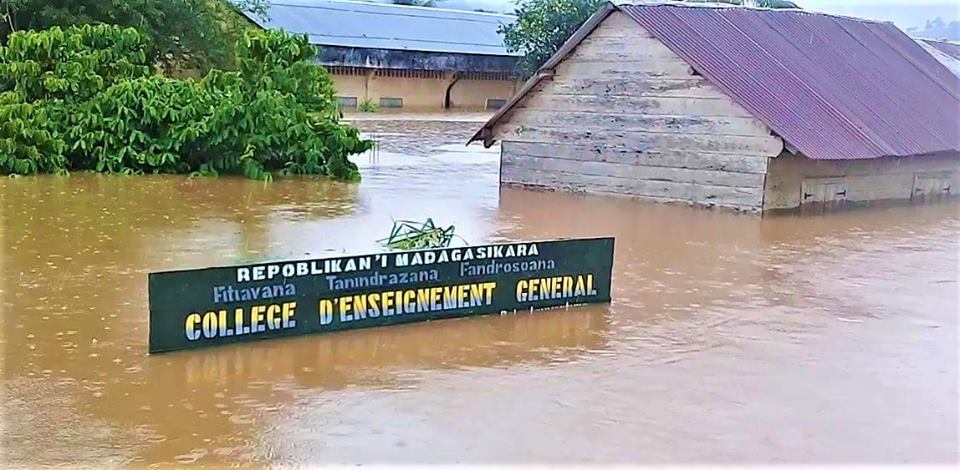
left=379, top=219, right=460, bottom=250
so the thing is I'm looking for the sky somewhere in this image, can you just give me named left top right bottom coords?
left=795, top=0, right=959, bottom=29
left=438, top=0, right=960, bottom=30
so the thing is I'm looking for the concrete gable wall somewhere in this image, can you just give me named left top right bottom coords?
left=493, top=11, right=784, bottom=212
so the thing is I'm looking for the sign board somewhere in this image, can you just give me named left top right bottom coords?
left=148, top=237, right=614, bottom=353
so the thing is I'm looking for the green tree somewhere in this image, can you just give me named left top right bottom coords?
left=0, top=24, right=151, bottom=175
left=0, top=25, right=370, bottom=181
left=0, top=0, right=266, bottom=71
left=0, top=24, right=151, bottom=103
left=500, top=0, right=605, bottom=78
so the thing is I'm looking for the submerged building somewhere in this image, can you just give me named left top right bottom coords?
left=470, top=2, right=960, bottom=213
left=244, top=0, right=521, bottom=111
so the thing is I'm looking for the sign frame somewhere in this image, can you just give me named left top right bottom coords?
left=148, top=237, right=614, bottom=354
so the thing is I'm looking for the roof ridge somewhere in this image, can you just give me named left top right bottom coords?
left=268, top=0, right=516, bottom=20
left=618, top=1, right=893, bottom=26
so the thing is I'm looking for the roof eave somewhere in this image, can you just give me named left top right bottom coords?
left=310, top=42, right=522, bottom=57
left=468, top=2, right=620, bottom=147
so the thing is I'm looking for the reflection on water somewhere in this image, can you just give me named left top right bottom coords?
left=1, top=119, right=958, bottom=466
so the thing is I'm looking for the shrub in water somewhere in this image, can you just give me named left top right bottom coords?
left=0, top=24, right=371, bottom=181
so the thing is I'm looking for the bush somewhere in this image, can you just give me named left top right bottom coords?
left=72, top=75, right=208, bottom=174
left=0, top=24, right=371, bottom=181
left=358, top=98, right=378, bottom=113
left=0, top=102, right=68, bottom=175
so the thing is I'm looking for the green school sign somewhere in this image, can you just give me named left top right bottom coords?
left=148, top=238, right=614, bottom=353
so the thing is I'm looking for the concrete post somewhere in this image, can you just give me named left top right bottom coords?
left=364, top=68, right=376, bottom=102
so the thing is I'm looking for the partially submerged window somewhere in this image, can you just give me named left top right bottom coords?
left=800, top=177, right=847, bottom=214
left=912, top=172, right=952, bottom=203
left=337, top=96, right=358, bottom=109
left=379, top=97, right=403, bottom=108
left=801, top=179, right=847, bottom=204
left=486, top=98, right=507, bottom=110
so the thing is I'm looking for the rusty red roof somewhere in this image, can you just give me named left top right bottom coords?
left=619, top=4, right=960, bottom=160
left=471, top=3, right=960, bottom=160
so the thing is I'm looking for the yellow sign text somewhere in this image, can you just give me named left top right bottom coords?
left=185, top=301, right=297, bottom=340
left=318, top=282, right=497, bottom=325
left=516, top=274, right=597, bottom=302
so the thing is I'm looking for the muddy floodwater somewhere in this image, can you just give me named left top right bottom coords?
left=1, top=118, right=958, bottom=467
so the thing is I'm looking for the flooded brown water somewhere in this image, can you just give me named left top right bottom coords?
left=1, top=119, right=958, bottom=467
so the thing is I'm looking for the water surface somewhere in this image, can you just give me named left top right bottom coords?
left=1, top=119, right=958, bottom=466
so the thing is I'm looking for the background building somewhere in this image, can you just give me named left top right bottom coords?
left=918, top=38, right=960, bottom=76
left=244, top=0, right=521, bottom=111
left=471, top=2, right=960, bottom=213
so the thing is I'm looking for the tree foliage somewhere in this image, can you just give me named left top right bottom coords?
left=499, top=0, right=605, bottom=78
left=0, top=24, right=371, bottom=181
left=0, top=0, right=267, bottom=71
left=0, top=24, right=151, bottom=102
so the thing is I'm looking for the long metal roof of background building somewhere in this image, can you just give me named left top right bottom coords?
left=920, top=39, right=960, bottom=62
left=917, top=39, right=960, bottom=77
left=474, top=2, right=960, bottom=160
left=246, top=0, right=519, bottom=56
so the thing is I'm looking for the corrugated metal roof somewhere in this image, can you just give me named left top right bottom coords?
left=620, top=4, right=960, bottom=160
left=917, top=39, right=960, bottom=77
left=246, top=0, right=519, bottom=56
left=920, top=39, right=960, bottom=62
